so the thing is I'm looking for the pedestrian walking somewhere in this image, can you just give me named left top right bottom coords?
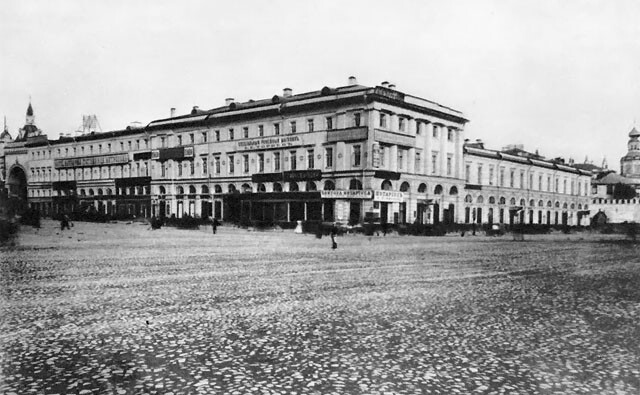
left=330, top=222, right=338, bottom=249
left=212, top=217, right=219, bottom=234
left=60, top=214, right=70, bottom=231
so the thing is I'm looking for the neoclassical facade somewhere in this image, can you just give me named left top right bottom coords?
left=2, top=78, right=592, bottom=226
left=463, top=143, right=592, bottom=226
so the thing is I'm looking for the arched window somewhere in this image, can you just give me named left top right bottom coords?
left=449, top=186, right=458, bottom=195
left=80, top=189, right=86, bottom=196
left=241, top=183, right=252, bottom=193
left=555, top=201, right=560, bottom=208
left=106, top=188, right=112, bottom=196
left=273, top=182, right=283, bottom=192
left=477, top=196, right=484, bottom=204
left=137, top=186, right=144, bottom=195
left=88, top=189, right=95, bottom=196
left=323, top=180, right=335, bottom=191
left=529, top=199, right=535, bottom=207
left=547, top=200, right=553, bottom=207
left=159, top=186, right=166, bottom=195
left=509, top=197, right=516, bottom=205
left=489, top=196, right=496, bottom=204
left=499, top=197, right=506, bottom=205
left=306, top=181, right=317, bottom=191
left=381, top=180, right=393, bottom=191
left=177, top=186, right=185, bottom=195
left=570, top=203, right=575, bottom=209
left=289, top=182, right=299, bottom=192
left=562, top=202, right=568, bottom=209
left=214, top=185, right=222, bottom=194
left=349, top=179, right=363, bottom=190
left=257, top=183, right=266, bottom=192
left=201, top=185, right=209, bottom=194
left=578, top=203, right=582, bottom=209
left=400, top=181, right=410, bottom=192
left=434, top=185, right=443, bottom=195
left=519, top=199, right=526, bottom=207
left=228, top=184, right=236, bottom=193
left=189, top=185, right=196, bottom=194
left=418, top=183, right=427, bottom=193
left=538, top=200, right=544, bottom=207
left=97, top=189, right=103, bottom=196
left=464, top=194, right=473, bottom=203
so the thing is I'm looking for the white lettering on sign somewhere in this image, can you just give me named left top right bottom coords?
left=320, top=190, right=373, bottom=199
left=54, top=153, right=129, bottom=169
left=374, top=190, right=405, bottom=202
left=237, top=136, right=301, bottom=150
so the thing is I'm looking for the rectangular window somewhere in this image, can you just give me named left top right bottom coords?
left=128, top=141, right=132, bottom=151
left=380, top=146, right=386, bottom=167
left=379, top=113, right=387, bottom=128
left=500, top=168, right=505, bottom=187
left=447, top=129, right=453, bottom=141
left=538, top=175, right=543, bottom=190
left=229, top=129, right=234, bottom=140
left=228, top=155, right=235, bottom=174
left=465, top=164, right=471, bottom=182
left=177, top=135, right=182, bottom=146
left=415, top=151, right=421, bottom=173
left=202, top=132, right=207, bottom=143
left=274, top=152, right=281, bottom=171
left=325, top=147, right=333, bottom=168
left=431, top=152, right=438, bottom=174
left=290, top=151, right=297, bottom=170
left=433, top=126, right=438, bottom=138
left=354, top=113, right=361, bottom=127
left=447, top=155, right=453, bottom=175
left=161, top=137, right=166, bottom=147
left=326, top=117, right=333, bottom=130
left=178, top=162, right=183, bottom=177
left=243, top=127, right=249, bottom=139
left=399, top=118, right=406, bottom=131
left=353, top=145, right=362, bottom=167
left=547, top=176, right=551, bottom=192
left=307, top=119, right=314, bottom=132
left=307, top=149, right=314, bottom=169
left=215, top=130, right=220, bottom=141
left=202, top=158, right=208, bottom=175
left=290, top=121, right=296, bottom=134
left=258, top=153, right=264, bottom=173
left=136, top=140, right=140, bottom=149
left=274, top=123, right=280, bottom=136
left=161, top=164, right=166, bottom=178
left=258, top=125, right=264, bottom=137
left=477, top=165, right=483, bottom=184
left=190, top=160, right=195, bottom=175
left=529, top=173, right=533, bottom=190
left=100, top=144, right=104, bottom=153
left=120, top=141, right=124, bottom=151
left=215, top=156, right=221, bottom=174
left=510, top=169, right=515, bottom=188
left=397, top=149, right=404, bottom=170
left=243, top=154, right=249, bottom=173
left=520, top=171, right=525, bottom=188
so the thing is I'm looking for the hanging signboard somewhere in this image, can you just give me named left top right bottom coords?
left=54, top=153, right=129, bottom=169
left=320, top=190, right=373, bottom=199
left=374, top=190, right=404, bottom=202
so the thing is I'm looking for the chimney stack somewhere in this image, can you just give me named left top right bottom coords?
left=225, top=98, right=234, bottom=106
left=170, top=108, right=176, bottom=118
left=381, top=81, right=389, bottom=88
left=283, top=88, right=292, bottom=98
left=388, top=83, right=396, bottom=90
left=348, top=76, right=358, bottom=86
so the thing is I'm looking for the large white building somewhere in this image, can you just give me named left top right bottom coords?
left=2, top=77, right=592, bottom=227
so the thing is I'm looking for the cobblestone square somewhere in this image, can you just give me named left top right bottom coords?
left=1, top=221, right=639, bottom=394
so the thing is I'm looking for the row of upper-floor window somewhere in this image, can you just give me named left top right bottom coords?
left=464, top=162, right=589, bottom=196
left=30, top=138, right=150, bottom=160
left=378, top=113, right=457, bottom=141
left=31, top=161, right=150, bottom=182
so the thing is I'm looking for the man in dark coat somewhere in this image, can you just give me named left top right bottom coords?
left=330, top=223, right=338, bottom=249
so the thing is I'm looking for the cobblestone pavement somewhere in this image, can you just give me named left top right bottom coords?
left=1, top=221, right=639, bottom=394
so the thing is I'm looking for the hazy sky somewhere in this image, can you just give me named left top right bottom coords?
left=2, top=0, right=639, bottom=169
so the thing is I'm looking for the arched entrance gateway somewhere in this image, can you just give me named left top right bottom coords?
left=5, top=165, right=29, bottom=215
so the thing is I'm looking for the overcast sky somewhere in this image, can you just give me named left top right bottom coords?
left=2, top=0, right=639, bottom=169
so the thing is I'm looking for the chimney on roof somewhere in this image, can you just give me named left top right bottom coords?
left=170, top=108, right=176, bottom=118
left=348, top=76, right=358, bottom=86
left=283, top=88, right=292, bottom=98
left=388, top=83, right=396, bottom=90
left=225, top=98, right=234, bottom=106
left=381, top=81, right=389, bottom=88
left=191, top=106, right=200, bottom=115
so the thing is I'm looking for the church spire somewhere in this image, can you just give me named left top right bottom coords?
left=26, top=100, right=34, bottom=125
